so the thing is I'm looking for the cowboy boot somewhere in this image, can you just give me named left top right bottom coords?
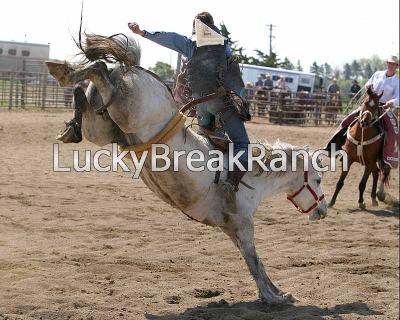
left=56, top=86, right=85, bottom=143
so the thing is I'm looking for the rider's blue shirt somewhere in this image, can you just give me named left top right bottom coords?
left=143, top=30, right=232, bottom=59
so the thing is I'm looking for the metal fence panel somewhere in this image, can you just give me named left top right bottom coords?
left=2, top=70, right=350, bottom=127
left=0, top=69, right=73, bottom=109
left=247, top=88, right=346, bottom=126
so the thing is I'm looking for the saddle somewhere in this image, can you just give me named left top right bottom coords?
left=197, top=126, right=230, bottom=153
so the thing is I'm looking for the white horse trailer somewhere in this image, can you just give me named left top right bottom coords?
left=0, top=40, right=50, bottom=73
left=240, top=64, right=322, bottom=93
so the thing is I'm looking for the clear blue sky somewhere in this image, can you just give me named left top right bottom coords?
left=1, top=0, right=398, bottom=71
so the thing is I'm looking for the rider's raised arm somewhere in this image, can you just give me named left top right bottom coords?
left=143, top=31, right=194, bottom=58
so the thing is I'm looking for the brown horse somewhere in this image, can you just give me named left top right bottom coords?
left=329, top=86, right=389, bottom=209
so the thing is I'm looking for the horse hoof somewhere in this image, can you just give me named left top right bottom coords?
left=359, top=202, right=366, bottom=210
left=260, top=291, right=296, bottom=305
left=283, top=292, right=299, bottom=303
left=377, top=191, right=386, bottom=202
left=371, top=200, right=378, bottom=207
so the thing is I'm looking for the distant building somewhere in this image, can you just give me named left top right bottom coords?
left=0, top=40, right=50, bottom=73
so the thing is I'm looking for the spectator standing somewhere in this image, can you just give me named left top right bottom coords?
left=263, top=74, right=273, bottom=90
left=349, top=80, right=361, bottom=99
left=255, top=75, right=264, bottom=87
left=327, top=78, right=340, bottom=94
left=276, top=76, right=287, bottom=90
left=244, top=82, right=254, bottom=99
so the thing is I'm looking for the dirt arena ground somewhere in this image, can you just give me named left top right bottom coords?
left=0, top=110, right=398, bottom=320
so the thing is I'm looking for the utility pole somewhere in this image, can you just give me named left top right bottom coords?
left=267, top=24, right=276, bottom=55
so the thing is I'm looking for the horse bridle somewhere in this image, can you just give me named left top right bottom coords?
left=358, top=106, right=379, bottom=128
left=349, top=102, right=386, bottom=165
left=287, top=171, right=325, bottom=214
left=357, top=94, right=391, bottom=127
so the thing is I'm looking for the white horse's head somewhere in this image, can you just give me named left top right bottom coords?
left=285, top=148, right=327, bottom=221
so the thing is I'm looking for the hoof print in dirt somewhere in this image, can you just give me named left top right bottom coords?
left=192, top=288, right=223, bottom=299
left=164, top=295, right=181, bottom=304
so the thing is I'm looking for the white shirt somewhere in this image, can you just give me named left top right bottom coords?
left=365, top=70, right=399, bottom=107
left=277, top=78, right=286, bottom=89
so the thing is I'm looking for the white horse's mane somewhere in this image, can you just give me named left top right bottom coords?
left=255, top=138, right=308, bottom=157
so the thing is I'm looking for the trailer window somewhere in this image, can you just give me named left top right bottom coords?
left=272, top=75, right=279, bottom=81
left=300, top=77, right=311, bottom=85
left=0, top=48, right=3, bottom=54
left=8, top=49, right=17, bottom=56
left=22, top=50, right=30, bottom=57
left=285, top=77, right=293, bottom=83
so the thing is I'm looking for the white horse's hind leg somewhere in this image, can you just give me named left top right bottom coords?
left=221, top=214, right=297, bottom=304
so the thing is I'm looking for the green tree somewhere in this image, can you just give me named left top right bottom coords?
left=310, top=62, right=322, bottom=76
left=343, top=63, right=352, bottom=80
left=323, top=62, right=333, bottom=79
left=281, top=57, right=294, bottom=70
left=333, top=68, right=340, bottom=80
left=369, top=54, right=385, bottom=73
left=149, top=61, right=175, bottom=80
left=358, top=58, right=371, bottom=80
left=296, top=59, right=303, bottom=71
left=219, top=22, right=250, bottom=63
left=251, top=49, right=280, bottom=67
left=364, top=63, right=373, bottom=79
left=350, top=60, right=361, bottom=80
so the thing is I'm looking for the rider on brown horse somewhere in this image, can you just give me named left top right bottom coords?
left=326, top=54, right=399, bottom=173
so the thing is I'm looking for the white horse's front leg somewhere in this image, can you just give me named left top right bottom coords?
left=221, top=215, right=297, bottom=304
left=46, top=61, right=115, bottom=111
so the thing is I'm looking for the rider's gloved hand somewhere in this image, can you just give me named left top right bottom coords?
left=128, top=22, right=145, bottom=36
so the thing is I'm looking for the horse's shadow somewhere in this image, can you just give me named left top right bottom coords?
left=145, top=300, right=383, bottom=320
left=349, top=206, right=399, bottom=217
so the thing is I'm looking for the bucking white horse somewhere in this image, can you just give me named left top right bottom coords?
left=47, top=34, right=327, bottom=304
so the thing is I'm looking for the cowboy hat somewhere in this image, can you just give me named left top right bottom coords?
left=386, top=55, right=399, bottom=64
